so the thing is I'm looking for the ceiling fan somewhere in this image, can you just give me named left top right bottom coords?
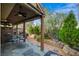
left=15, top=5, right=27, bottom=18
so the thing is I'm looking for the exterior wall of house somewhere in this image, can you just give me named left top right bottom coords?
left=1, top=27, right=13, bottom=43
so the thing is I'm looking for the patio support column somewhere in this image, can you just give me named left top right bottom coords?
left=12, top=25, right=14, bottom=36
left=23, top=22, right=26, bottom=42
left=16, top=25, right=18, bottom=35
left=40, top=15, right=44, bottom=51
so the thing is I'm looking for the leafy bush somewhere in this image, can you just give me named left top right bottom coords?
left=28, top=25, right=34, bottom=34
left=44, top=33, right=50, bottom=39
left=33, top=25, right=40, bottom=35
left=59, top=11, right=79, bottom=48
left=28, top=25, right=40, bottom=35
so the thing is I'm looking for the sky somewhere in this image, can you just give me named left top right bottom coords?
left=42, top=3, right=79, bottom=21
left=33, top=3, right=79, bottom=25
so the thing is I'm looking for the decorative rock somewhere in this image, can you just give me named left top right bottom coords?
left=45, top=39, right=79, bottom=56
left=69, top=50, right=76, bottom=56
left=63, top=45, right=69, bottom=54
left=63, top=45, right=79, bottom=56
left=57, top=41, right=64, bottom=49
left=76, top=52, right=79, bottom=56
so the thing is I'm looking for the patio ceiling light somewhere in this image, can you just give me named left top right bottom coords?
left=15, top=11, right=27, bottom=18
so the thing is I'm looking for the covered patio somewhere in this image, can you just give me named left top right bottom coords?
left=1, top=3, right=59, bottom=56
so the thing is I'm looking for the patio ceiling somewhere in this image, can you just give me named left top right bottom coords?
left=1, top=3, right=44, bottom=25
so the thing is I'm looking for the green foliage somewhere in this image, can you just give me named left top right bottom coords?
left=28, top=25, right=34, bottom=34
left=44, top=8, right=67, bottom=39
left=59, top=11, right=79, bottom=48
left=28, top=24, right=41, bottom=35
left=44, top=33, right=50, bottom=39
left=33, top=25, right=40, bottom=35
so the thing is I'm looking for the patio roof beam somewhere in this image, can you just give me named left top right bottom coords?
left=27, top=3, right=44, bottom=15
left=13, top=15, right=40, bottom=25
left=22, top=3, right=43, bottom=16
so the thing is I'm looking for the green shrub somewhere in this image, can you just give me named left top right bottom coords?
left=44, top=33, right=50, bottom=39
left=33, top=25, right=40, bottom=35
left=28, top=25, right=40, bottom=35
left=28, top=25, right=34, bottom=34
left=59, top=11, right=79, bottom=48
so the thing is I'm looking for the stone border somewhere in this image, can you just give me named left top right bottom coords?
left=44, top=40, right=79, bottom=56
